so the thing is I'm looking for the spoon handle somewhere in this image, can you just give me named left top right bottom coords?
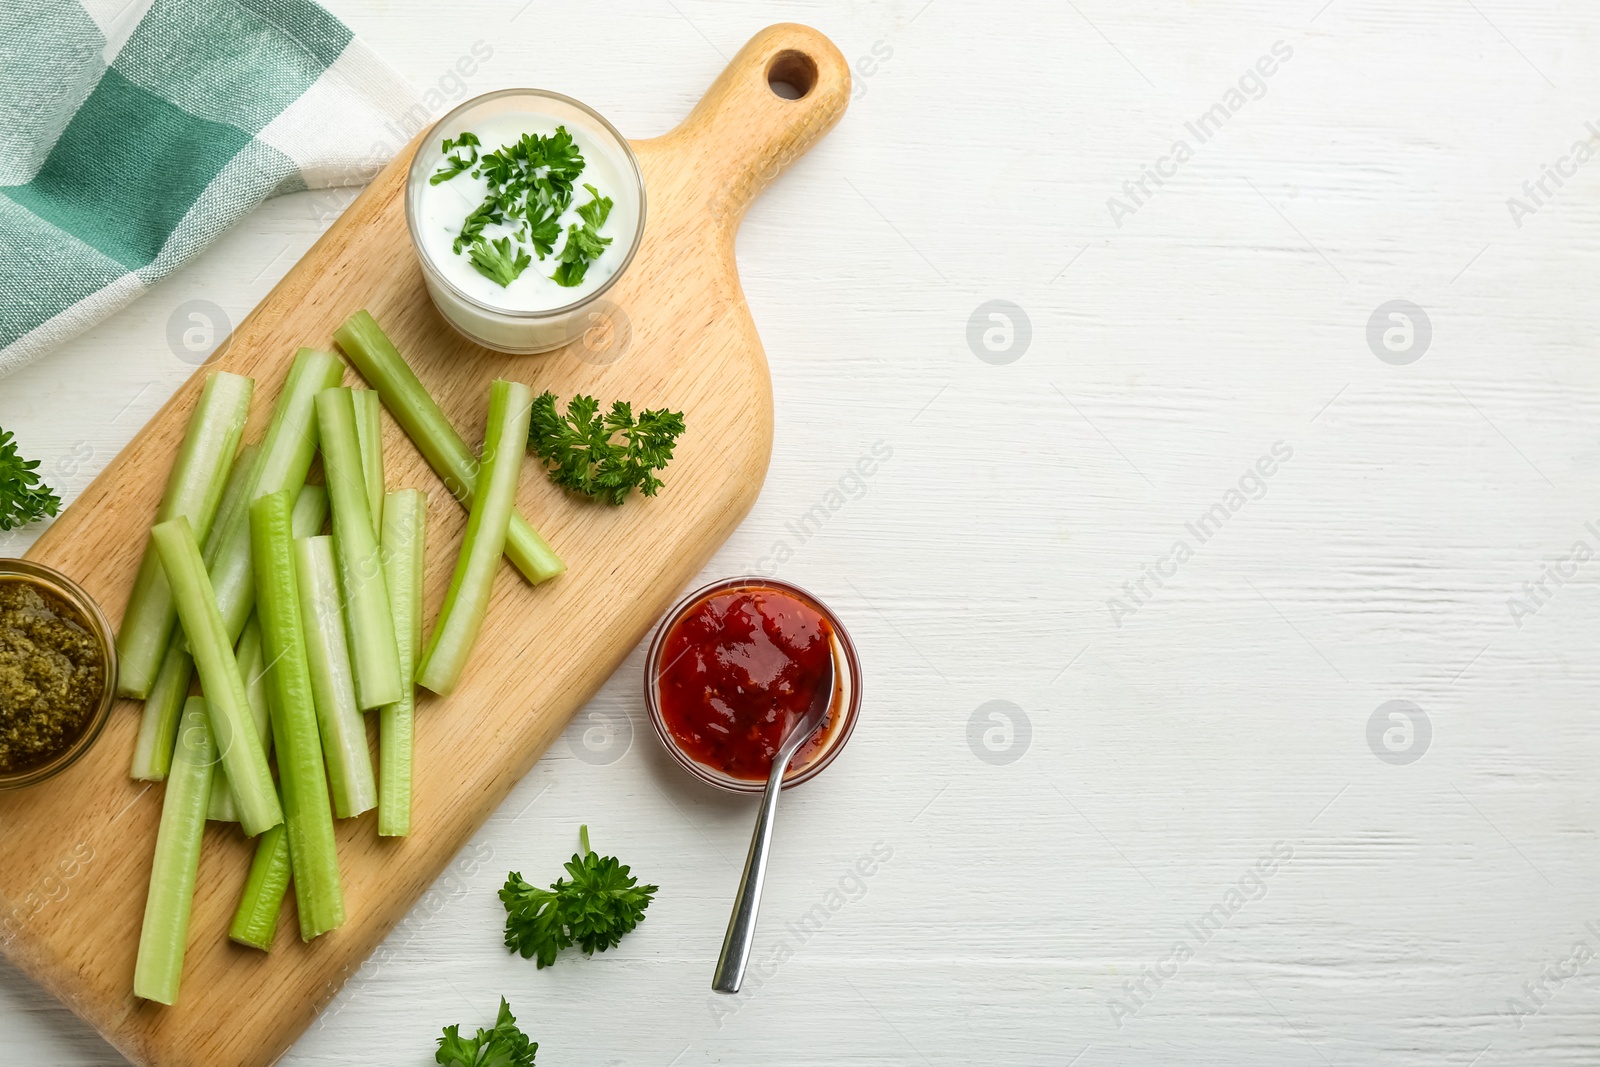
left=711, top=755, right=788, bottom=993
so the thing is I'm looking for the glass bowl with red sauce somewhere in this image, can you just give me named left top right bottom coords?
left=645, top=577, right=861, bottom=793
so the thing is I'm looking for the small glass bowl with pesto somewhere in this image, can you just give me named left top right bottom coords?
left=405, top=88, right=647, bottom=355
left=0, top=559, right=116, bottom=790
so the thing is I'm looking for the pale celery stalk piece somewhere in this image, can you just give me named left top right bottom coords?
left=334, top=310, right=564, bottom=583
left=316, top=387, right=402, bottom=710
left=128, top=629, right=193, bottom=782
left=117, top=372, right=254, bottom=698
left=240, top=622, right=271, bottom=756
left=202, top=443, right=263, bottom=566
left=199, top=348, right=345, bottom=646
left=132, top=697, right=215, bottom=1005
left=206, top=619, right=269, bottom=823
left=417, top=380, right=533, bottom=695
left=206, top=484, right=328, bottom=821
left=251, top=492, right=345, bottom=938
left=378, top=489, right=425, bottom=836
left=228, top=823, right=290, bottom=951
left=151, top=517, right=282, bottom=837
left=293, top=534, right=377, bottom=819
left=129, top=442, right=260, bottom=783
left=352, top=388, right=385, bottom=535
left=290, top=482, right=330, bottom=538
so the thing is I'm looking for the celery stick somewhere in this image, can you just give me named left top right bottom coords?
left=251, top=493, right=345, bottom=937
left=378, top=489, right=425, bottom=836
left=129, top=630, right=193, bottom=782
left=130, top=444, right=260, bottom=782
left=201, top=443, right=263, bottom=567
left=151, top=517, right=281, bottom=837
left=417, top=380, right=532, bottom=695
left=208, top=485, right=328, bottom=821
left=206, top=619, right=269, bottom=823
left=316, top=387, right=402, bottom=709
left=291, top=482, right=330, bottom=538
left=133, top=697, right=215, bottom=1005
left=238, top=619, right=272, bottom=755
left=334, top=310, right=564, bottom=584
left=117, top=372, right=254, bottom=698
left=203, top=349, right=345, bottom=645
left=228, top=823, right=290, bottom=951
left=294, top=535, right=377, bottom=818
left=352, top=388, right=385, bottom=535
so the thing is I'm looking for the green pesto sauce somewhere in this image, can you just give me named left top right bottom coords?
left=0, top=579, right=105, bottom=775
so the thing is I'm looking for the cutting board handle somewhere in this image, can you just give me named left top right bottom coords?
left=664, top=23, right=850, bottom=223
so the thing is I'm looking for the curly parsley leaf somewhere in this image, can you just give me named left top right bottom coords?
left=436, top=997, right=536, bottom=1067
left=576, top=184, right=613, bottom=231
left=551, top=185, right=614, bottom=288
left=468, top=236, right=532, bottom=288
left=536, top=126, right=585, bottom=185
left=500, top=826, right=658, bottom=968
left=430, top=132, right=481, bottom=186
left=0, top=427, right=61, bottom=531
left=521, top=202, right=563, bottom=260
left=452, top=200, right=503, bottom=256
left=527, top=393, right=685, bottom=506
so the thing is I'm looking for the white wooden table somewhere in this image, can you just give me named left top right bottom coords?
left=5, top=1, right=1600, bottom=1063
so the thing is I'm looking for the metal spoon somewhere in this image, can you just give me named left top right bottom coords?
left=711, top=654, right=836, bottom=993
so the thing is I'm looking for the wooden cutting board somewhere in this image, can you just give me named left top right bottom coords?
left=0, top=24, right=848, bottom=1067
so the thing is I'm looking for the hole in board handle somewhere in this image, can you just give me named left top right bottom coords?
left=767, top=50, right=818, bottom=100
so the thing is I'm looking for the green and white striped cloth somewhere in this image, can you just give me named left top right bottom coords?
left=0, top=0, right=420, bottom=379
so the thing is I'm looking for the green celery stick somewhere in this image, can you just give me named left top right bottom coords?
left=416, top=380, right=533, bottom=695
left=129, top=629, right=193, bottom=782
left=334, top=310, right=563, bottom=584
left=228, top=823, right=290, bottom=951
left=117, top=372, right=254, bottom=698
left=151, top=517, right=281, bottom=837
left=199, top=348, right=345, bottom=645
left=207, top=484, right=328, bottom=821
left=206, top=618, right=270, bottom=823
left=129, top=443, right=260, bottom=782
left=250, top=492, right=345, bottom=938
left=294, top=534, right=377, bottom=818
left=201, top=443, right=262, bottom=562
left=352, top=388, right=385, bottom=535
left=316, top=387, right=402, bottom=710
left=133, top=697, right=215, bottom=1004
left=290, top=482, right=330, bottom=538
left=240, top=621, right=271, bottom=758
left=378, top=489, right=425, bottom=836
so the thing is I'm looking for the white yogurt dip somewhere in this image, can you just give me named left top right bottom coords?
left=405, top=90, right=645, bottom=354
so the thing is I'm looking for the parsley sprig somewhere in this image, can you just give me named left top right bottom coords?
left=0, top=426, right=61, bottom=531
left=429, top=132, right=481, bottom=186
left=500, top=825, right=658, bottom=968
left=431, top=127, right=615, bottom=289
left=551, top=185, right=614, bottom=288
left=436, top=997, right=537, bottom=1067
left=468, top=236, right=531, bottom=288
left=527, top=393, right=685, bottom=506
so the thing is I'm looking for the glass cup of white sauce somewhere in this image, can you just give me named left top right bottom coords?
left=404, top=88, right=646, bottom=354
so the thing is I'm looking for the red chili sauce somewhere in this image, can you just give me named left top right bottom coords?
left=657, top=585, right=838, bottom=781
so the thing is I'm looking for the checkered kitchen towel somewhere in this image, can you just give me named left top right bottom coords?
left=0, top=0, right=420, bottom=379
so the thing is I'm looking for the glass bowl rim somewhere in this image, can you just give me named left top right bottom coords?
left=402, top=86, right=649, bottom=321
left=644, top=575, right=862, bottom=794
left=0, top=558, right=118, bottom=791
